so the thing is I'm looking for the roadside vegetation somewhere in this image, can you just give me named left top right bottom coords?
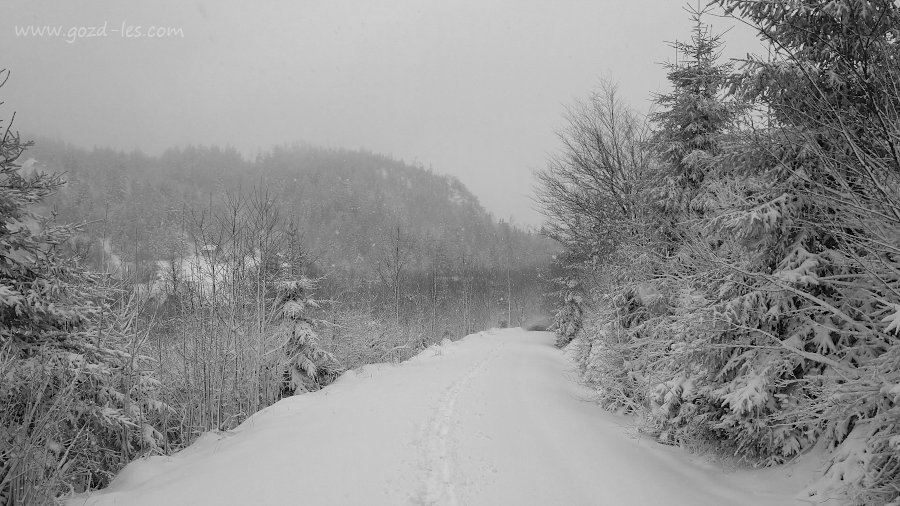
left=540, top=3, right=900, bottom=504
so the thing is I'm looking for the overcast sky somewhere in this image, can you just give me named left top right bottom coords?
left=1, top=1, right=764, bottom=226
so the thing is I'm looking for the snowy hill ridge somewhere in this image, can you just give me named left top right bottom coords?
left=71, top=329, right=830, bottom=506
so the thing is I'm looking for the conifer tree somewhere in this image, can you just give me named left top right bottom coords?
left=710, top=1, right=900, bottom=502
left=274, top=276, right=343, bottom=395
left=0, top=71, right=166, bottom=503
left=630, top=6, right=744, bottom=443
left=650, top=5, right=737, bottom=221
left=540, top=2, right=898, bottom=503
left=548, top=252, right=585, bottom=347
left=571, top=6, right=740, bottom=424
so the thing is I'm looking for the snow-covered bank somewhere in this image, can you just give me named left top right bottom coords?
left=70, top=329, right=825, bottom=506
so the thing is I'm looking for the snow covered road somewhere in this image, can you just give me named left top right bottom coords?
left=72, top=329, right=813, bottom=506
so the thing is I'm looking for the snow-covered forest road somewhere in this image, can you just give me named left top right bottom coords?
left=73, top=329, right=813, bottom=506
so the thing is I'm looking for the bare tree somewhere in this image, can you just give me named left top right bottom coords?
left=375, top=223, right=416, bottom=325
left=535, top=80, right=653, bottom=260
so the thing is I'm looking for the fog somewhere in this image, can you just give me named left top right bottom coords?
left=0, top=0, right=763, bottom=225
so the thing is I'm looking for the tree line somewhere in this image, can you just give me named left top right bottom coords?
left=540, top=2, right=899, bottom=504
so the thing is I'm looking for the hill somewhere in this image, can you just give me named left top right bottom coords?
left=26, top=139, right=550, bottom=277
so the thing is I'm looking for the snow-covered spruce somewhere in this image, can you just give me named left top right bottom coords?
left=272, top=278, right=343, bottom=395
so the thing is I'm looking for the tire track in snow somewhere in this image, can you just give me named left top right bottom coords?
left=409, top=336, right=502, bottom=506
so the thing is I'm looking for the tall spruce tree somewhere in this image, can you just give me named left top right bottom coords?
left=632, top=5, right=744, bottom=443
left=572, top=6, right=741, bottom=426
left=650, top=5, right=736, bottom=220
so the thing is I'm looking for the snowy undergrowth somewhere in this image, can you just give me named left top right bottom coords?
left=563, top=335, right=839, bottom=504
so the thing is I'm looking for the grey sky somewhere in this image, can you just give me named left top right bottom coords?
left=1, top=1, right=764, bottom=226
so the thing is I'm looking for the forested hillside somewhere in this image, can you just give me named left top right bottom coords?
left=25, top=139, right=552, bottom=335
left=540, top=3, right=900, bottom=505
left=27, top=140, right=546, bottom=274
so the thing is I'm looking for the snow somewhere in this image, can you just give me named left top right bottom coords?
left=881, top=302, right=900, bottom=334
left=70, top=329, right=823, bottom=506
